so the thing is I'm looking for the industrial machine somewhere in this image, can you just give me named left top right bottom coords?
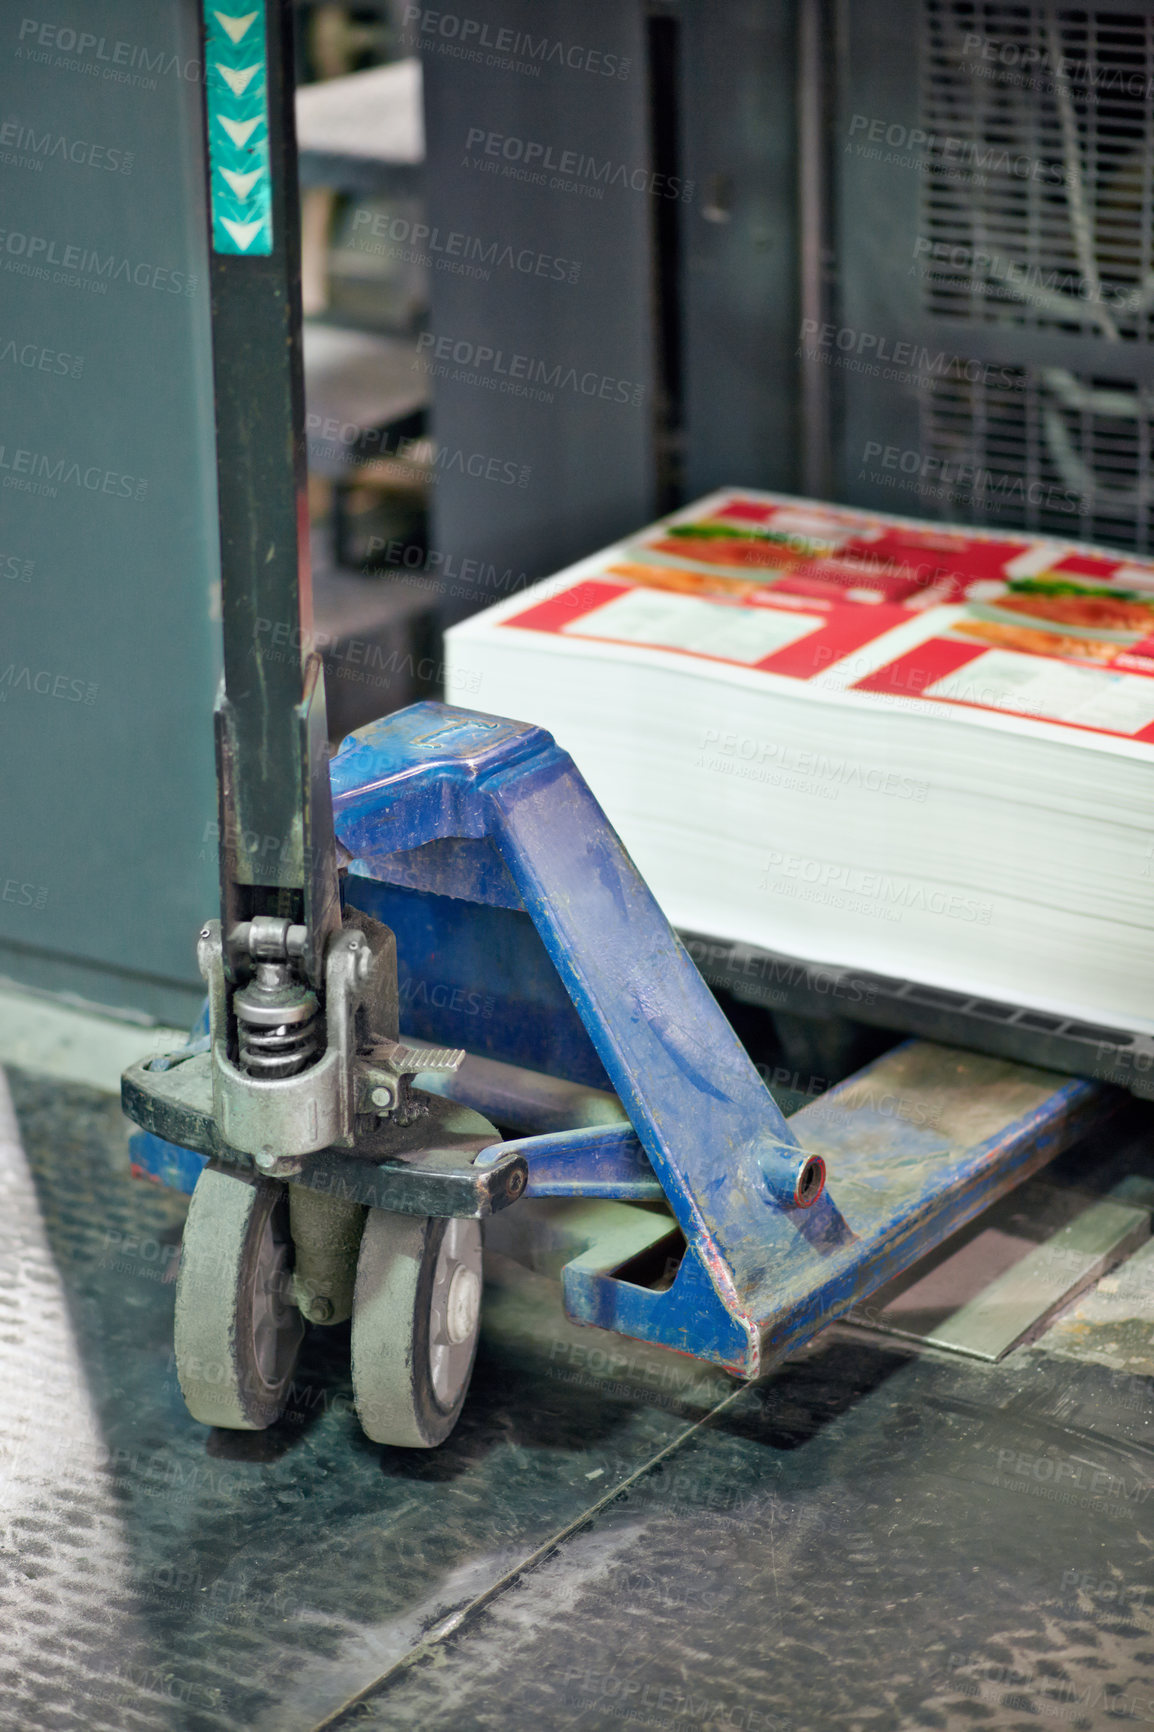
left=122, top=0, right=1121, bottom=1450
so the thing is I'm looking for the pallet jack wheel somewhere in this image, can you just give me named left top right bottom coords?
left=174, top=1166, right=306, bottom=1429
left=351, top=1212, right=482, bottom=1448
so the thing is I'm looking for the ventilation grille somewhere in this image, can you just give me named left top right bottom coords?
left=921, top=3, right=1154, bottom=341
left=918, top=366, right=1154, bottom=551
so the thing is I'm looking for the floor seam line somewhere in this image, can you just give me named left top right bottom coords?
left=306, top=1380, right=750, bottom=1731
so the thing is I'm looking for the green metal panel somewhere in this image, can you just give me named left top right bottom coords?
left=0, top=0, right=221, bottom=1023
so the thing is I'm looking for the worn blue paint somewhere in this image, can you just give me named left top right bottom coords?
left=330, top=704, right=1115, bottom=1375
left=131, top=1129, right=208, bottom=1193
left=137, top=701, right=1116, bottom=1377
left=564, top=1240, right=754, bottom=1370
left=343, top=878, right=611, bottom=1089
left=130, top=1015, right=212, bottom=1188
left=476, top=1124, right=664, bottom=1201
left=747, top=1053, right=1104, bottom=1367
left=331, top=706, right=812, bottom=1244
left=560, top=1049, right=1107, bottom=1374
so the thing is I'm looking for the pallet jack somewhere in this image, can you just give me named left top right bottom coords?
left=122, top=0, right=1119, bottom=1448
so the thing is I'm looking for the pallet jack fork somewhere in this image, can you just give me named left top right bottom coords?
left=122, top=0, right=1117, bottom=1448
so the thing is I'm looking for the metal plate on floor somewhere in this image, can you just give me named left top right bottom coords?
left=851, top=1176, right=1154, bottom=1361
left=7, top=1060, right=1154, bottom=1730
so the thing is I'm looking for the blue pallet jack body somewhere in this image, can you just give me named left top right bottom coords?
left=132, top=701, right=1114, bottom=1379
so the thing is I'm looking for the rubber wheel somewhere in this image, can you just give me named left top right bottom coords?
left=351, top=1213, right=482, bottom=1448
left=174, top=1166, right=306, bottom=1429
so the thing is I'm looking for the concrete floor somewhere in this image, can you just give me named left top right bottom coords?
left=2, top=989, right=1154, bottom=1731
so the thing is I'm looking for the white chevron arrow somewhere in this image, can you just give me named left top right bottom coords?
left=219, top=216, right=264, bottom=250
left=218, top=62, right=261, bottom=96
left=220, top=165, right=263, bottom=199
left=219, top=114, right=259, bottom=148
left=214, top=11, right=258, bottom=45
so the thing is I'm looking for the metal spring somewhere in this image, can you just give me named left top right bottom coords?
left=236, top=1004, right=321, bottom=1080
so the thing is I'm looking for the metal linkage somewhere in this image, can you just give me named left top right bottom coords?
left=235, top=977, right=321, bottom=1080
left=229, top=919, right=321, bottom=1081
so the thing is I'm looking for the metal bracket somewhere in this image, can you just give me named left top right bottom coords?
left=124, top=900, right=526, bottom=1214
left=356, top=1038, right=464, bottom=1126
left=122, top=1053, right=526, bottom=1219
left=199, top=915, right=381, bottom=1169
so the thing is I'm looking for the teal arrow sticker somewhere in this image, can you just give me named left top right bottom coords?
left=204, top=5, right=273, bottom=255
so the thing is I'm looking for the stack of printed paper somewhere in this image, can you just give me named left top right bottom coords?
left=446, top=490, right=1154, bottom=1034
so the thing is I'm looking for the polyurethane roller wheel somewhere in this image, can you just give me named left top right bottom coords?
left=174, top=1166, right=306, bottom=1430
left=351, top=1212, right=482, bottom=1448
